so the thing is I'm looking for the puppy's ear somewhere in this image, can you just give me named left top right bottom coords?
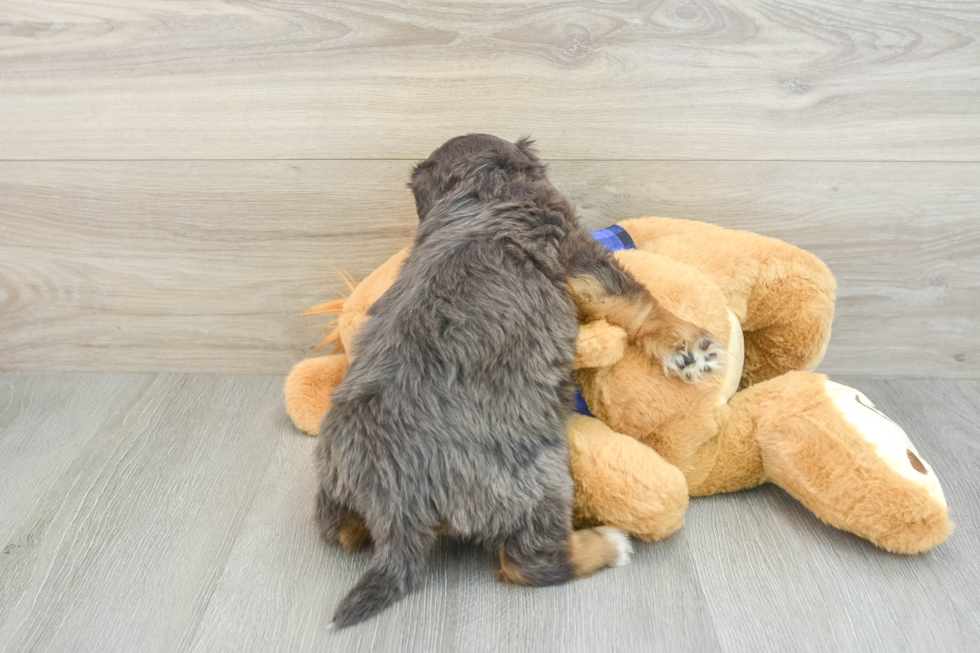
left=409, top=160, right=438, bottom=221
left=514, top=136, right=549, bottom=183
left=514, top=136, right=539, bottom=161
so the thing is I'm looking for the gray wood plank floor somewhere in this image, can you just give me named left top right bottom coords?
left=1, top=373, right=977, bottom=652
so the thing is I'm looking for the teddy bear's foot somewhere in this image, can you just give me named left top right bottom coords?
left=662, top=331, right=726, bottom=384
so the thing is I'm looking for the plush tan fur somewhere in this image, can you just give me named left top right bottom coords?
left=567, top=415, right=688, bottom=542
left=285, top=217, right=952, bottom=554
left=620, top=218, right=836, bottom=387
left=573, top=320, right=628, bottom=370
left=284, top=355, right=348, bottom=435
left=749, top=372, right=953, bottom=553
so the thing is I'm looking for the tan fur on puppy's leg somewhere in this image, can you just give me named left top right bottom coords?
left=637, top=311, right=726, bottom=384
left=338, top=513, right=372, bottom=552
left=569, top=527, right=632, bottom=578
left=568, top=275, right=651, bottom=333
left=494, top=527, right=631, bottom=586
left=495, top=544, right=529, bottom=586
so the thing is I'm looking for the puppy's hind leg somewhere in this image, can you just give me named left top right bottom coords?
left=568, top=526, right=632, bottom=577
left=316, top=487, right=372, bottom=553
left=495, top=512, right=631, bottom=587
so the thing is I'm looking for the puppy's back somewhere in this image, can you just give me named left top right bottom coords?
left=327, top=194, right=577, bottom=460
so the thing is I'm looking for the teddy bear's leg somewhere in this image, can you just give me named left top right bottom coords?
left=284, top=354, right=349, bottom=435
left=739, top=247, right=836, bottom=388
left=618, top=217, right=836, bottom=387
left=740, top=372, right=952, bottom=553
left=567, top=415, right=689, bottom=542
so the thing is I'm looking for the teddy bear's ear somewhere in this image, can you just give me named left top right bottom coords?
left=574, top=320, right=629, bottom=370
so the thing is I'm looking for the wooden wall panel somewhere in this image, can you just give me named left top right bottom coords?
left=1, top=160, right=976, bottom=377
left=1, top=0, right=978, bottom=161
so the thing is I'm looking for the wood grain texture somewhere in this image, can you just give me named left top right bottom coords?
left=684, top=377, right=980, bottom=652
left=0, top=374, right=284, bottom=652
left=1, top=0, right=978, bottom=160
left=0, top=373, right=977, bottom=652
left=0, top=373, right=150, bottom=550
left=188, top=417, right=719, bottom=653
left=2, top=160, right=977, bottom=377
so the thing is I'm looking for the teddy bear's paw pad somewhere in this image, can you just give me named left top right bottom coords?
left=663, top=333, right=726, bottom=384
left=596, top=526, right=633, bottom=566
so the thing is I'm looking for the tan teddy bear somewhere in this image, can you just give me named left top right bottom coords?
left=286, top=217, right=952, bottom=554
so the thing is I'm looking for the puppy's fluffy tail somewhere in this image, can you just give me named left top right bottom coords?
left=332, top=527, right=432, bottom=629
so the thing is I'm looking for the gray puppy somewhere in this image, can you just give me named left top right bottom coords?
left=317, top=135, right=722, bottom=628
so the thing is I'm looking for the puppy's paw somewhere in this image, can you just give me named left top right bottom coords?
left=595, top=526, right=633, bottom=567
left=662, top=331, right=726, bottom=384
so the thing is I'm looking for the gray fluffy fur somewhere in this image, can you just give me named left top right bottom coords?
left=317, top=134, right=655, bottom=628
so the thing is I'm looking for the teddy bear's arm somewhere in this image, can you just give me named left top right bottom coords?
left=619, top=217, right=835, bottom=386
left=574, top=320, right=628, bottom=369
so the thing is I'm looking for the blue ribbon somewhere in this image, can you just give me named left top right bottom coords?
left=589, top=224, right=636, bottom=253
